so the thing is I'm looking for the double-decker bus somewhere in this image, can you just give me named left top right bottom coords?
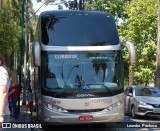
left=33, top=10, right=136, bottom=125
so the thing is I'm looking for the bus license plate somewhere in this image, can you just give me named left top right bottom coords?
left=79, top=116, right=93, bottom=121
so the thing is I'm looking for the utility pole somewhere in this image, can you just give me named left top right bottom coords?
left=22, top=0, right=29, bottom=105
left=18, top=0, right=25, bottom=112
left=155, top=0, right=160, bottom=88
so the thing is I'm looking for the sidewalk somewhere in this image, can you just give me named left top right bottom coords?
left=9, top=105, right=31, bottom=131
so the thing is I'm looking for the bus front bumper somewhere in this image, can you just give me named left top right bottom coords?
left=41, top=105, right=124, bottom=125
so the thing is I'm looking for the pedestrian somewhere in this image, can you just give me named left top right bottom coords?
left=25, top=88, right=33, bottom=114
left=0, top=53, right=10, bottom=127
left=8, top=77, right=19, bottom=120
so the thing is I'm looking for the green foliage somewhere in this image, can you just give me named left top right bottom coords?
left=85, top=0, right=131, bottom=23
left=0, top=0, right=21, bottom=58
left=133, top=42, right=156, bottom=85
left=0, top=0, right=35, bottom=71
left=119, top=0, right=158, bottom=85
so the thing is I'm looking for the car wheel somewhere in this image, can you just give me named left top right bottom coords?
left=131, top=106, right=137, bottom=119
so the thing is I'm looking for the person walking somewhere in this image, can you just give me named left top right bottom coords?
left=0, top=53, right=10, bottom=127
left=25, top=88, right=33, bottom=114
left=8, top=77, right=19, bottom=120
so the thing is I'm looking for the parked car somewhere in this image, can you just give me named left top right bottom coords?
left=124, top=85, right=160, bottom=118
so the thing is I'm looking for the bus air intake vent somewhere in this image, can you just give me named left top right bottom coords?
left=67, top=109, right=104, bottom=113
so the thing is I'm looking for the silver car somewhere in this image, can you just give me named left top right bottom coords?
left=124, top=86, right=160, bottom=118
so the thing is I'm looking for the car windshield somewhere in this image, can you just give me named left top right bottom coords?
left=135, top=88, right=160, bottom=97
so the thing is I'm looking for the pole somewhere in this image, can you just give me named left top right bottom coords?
left=24, top=0, right=30, bottom=104
left=18, top=0, right=25, bottom=113
left=28, top=2, right=46, bottom=21
left=22, top=0, right=29, bottom=105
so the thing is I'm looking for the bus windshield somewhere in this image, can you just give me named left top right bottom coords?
left=41, top=11, right=119, bottom=46
left=41, top=51, right=123, bottom=96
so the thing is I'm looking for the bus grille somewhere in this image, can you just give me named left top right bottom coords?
left=67, top=108, right=104, bottom=113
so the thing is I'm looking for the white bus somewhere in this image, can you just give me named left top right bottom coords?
left=33, top=10, right=136, bottom=125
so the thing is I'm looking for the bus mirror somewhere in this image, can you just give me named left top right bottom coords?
left=124, top=42, right=136, bottom=66
left=33, top=42, right=41, bottom=67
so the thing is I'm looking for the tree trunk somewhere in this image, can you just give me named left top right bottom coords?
left=129, top=72, right=134, bottom=86
left=155, top=0, right=160, bottom=88
left=0, top=0, right=3, bottom=10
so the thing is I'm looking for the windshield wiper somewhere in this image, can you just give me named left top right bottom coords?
left=54, top=87, right=63, bottom=89
left=103, top=83, right=115, bottom=95
left=53, top=91, right=65, bottom=97
left=46, top=87, right=63, bottom=89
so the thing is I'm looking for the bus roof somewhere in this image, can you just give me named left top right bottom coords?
left=39, top=10, right=113, bottom=18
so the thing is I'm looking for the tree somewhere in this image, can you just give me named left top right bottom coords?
left=119, top=0, right=158, bottom=85
left=0, top=0, right=21, bottom=67
left=0, top=0, right=35, bottom=70
left=85, top=0, right=131, bottom=22
left=155, top=0, right=160, bottom=87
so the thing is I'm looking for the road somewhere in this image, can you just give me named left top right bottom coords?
left=38, top=115, right=160, bottom=131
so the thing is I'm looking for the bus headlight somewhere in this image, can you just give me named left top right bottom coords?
left=105, top=101, right=123, bottom=111
left=45, top=103, right=68, bottom=113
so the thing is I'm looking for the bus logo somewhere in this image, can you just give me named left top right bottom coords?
left=85, top=102, right=89, bottom=106
left=55, top=54, right=78, bottom=59
left=76, top=94, right=94, bottom=97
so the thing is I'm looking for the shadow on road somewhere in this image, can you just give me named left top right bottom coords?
left=42, top=123, right=118, bottom=131
left=140, top=116, right=160, bottom=121
left=125, top=114, right=160, bottom=121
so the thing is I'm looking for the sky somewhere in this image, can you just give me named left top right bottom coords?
left=32, top=0, right=64, bottom=15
